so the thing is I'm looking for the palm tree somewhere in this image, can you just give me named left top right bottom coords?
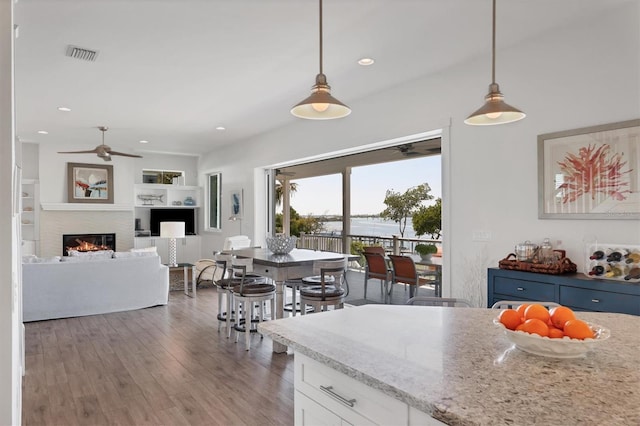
left=275, top=181, right=298, bottom=206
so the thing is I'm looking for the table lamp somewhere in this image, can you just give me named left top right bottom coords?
left=160, top=221, right=185, bottom=267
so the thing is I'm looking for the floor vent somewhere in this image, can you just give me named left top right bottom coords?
left=65, top=45, right=99, bottom=62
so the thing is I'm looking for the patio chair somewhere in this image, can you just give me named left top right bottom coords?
left=406, top=297, right=471, bottom=307
left=388, top=255, right=420, bottom=302
left=363, top=252, right=392, bottom=303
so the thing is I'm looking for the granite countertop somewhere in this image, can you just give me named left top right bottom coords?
left=258, top=305, right=640, bottom=425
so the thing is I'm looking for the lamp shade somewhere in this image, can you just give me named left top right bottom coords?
left=291, top=74, right=351, bottom=120
left=160, top=221, right=185, bottom=238
left=464, top=83, right=526, bottom=126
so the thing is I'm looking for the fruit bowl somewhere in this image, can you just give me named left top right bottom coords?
left=266, top=235, right=297, bottom=254
left=493, top=319, right=610, bottom=358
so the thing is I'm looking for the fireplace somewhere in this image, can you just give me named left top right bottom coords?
left=62, top=233, right=116, bottom=256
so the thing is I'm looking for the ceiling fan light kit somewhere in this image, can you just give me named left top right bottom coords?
left=291, top=0, right=351, bottom=120
left=465, top=0, right=525, bottom=126
left=57, top=126, right=143, bottom=161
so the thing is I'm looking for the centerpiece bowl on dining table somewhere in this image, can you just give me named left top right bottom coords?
left=266, top=235, right=297, bottom=254
left=493, top=318, right=610, bottom=358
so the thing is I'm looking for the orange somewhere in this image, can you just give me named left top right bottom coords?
left=547, top=326, right=564, bottom=339
left=563, top=319, right=594, bottom=340
left=524, top=304, right=551, bottom=323
left=519, top=318, right=549, bottom=337
left=498, top=309, right=522, bottom=331
left=516, top=303, right=530, bottom=320
left=549, top=306, right=576, bottom=330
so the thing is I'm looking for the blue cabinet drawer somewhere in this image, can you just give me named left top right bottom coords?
left=493, top=277, right=555, bottom=301
left=560, top=286, right=640, bottom=315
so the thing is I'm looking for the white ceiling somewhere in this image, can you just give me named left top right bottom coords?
left=14, top=0, right=632, bottom=156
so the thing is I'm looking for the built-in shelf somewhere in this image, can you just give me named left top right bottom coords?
left=41, top=203, right=133, bottom=211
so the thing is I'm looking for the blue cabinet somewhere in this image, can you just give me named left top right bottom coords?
left=488, top=268, right=640, bottom=315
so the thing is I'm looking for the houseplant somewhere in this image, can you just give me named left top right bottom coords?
left=415, top=243, right=437, bottom=261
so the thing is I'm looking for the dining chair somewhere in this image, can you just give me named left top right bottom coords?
left=299, top=258, right=348, bottom=314
left=490, top=300, right=560, bottom=310
left=363, top=251, right=392, bottom=303
left=387, top=254, right=420, bottom=302
left=406, top=296, right=471, bottom=307
left=230, top=258, right=275, bottom=350
left=213, top=253, right=236, bottom=336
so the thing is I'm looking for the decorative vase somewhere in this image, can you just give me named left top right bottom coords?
left=420, top=254, right=432, bottom=262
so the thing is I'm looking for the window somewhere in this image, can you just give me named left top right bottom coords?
left=206, top=172, right=221, bottom=230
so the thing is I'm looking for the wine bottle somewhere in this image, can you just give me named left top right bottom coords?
left=589, top=250, right=605, bottom=260
left=624, top=268, right=640, bottom=280
left=606, top=251, right=623, bottom=262
left=604, top=265, right=628, bottom=278
left=589, top=265, right=607, bottom=276
left=625, top=252, right=640, bottom=264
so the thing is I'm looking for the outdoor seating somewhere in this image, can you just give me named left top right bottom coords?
left=363, top=251, right=392, bottom=303
left=388, top=255, right=420, bottom=302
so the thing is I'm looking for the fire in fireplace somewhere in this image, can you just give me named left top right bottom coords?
left=62, top=233, right=116, bottom=256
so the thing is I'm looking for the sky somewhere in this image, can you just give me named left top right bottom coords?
left=286, top=155, right=441, bottom=216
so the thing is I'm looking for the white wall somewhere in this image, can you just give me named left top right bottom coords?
left=198, top=2, right=640, bottom=306
left=1, top=0, right=21, bottom=423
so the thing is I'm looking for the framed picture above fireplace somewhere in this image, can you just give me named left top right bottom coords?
left=67, top=162, right=114, bottom=204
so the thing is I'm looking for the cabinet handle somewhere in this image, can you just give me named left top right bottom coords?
left=591, top=299, right=600, bottom=303
left=319, top=385, right=356, bottom=408
left=516, top=287, right=525, bottom=291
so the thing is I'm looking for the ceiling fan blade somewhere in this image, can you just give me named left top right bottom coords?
left=57, top=149, right=99, bottom=154
left=109, top=151, right=143, bottom=158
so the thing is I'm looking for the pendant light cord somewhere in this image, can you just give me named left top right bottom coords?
left=319, top=0, right=323, bottom=75
left=491, top=0, right=496, bottom=85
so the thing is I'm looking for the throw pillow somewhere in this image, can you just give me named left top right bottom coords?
left=68, top=249, right=114, bottom=257
left=130, top=246, right=157, bottom=253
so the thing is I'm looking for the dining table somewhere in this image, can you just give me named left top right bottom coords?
left=226, top=247, right=356, bottom=353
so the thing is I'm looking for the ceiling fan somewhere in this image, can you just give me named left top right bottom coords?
left=391, top=144, right=421, bottom=157
left=58, top=126, right=143, bottom=162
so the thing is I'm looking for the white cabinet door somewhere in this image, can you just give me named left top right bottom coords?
left=295, top=390, right=343, bottom=426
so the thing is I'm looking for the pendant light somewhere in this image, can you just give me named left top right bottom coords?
left=465, top=0, right=525, bottom=126
left=291, top=0, right=351, bottom=120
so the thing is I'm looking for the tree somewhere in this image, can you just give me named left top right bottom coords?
left=412, top=198, right=442, bottom=239
left=275, top=207, right=324, bottom=236
left=275, top=180, right=298, bottom=206
left=380, top=183, right=433, bottom=237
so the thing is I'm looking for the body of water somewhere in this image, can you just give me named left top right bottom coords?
left=321, top=217, right=420, bottom=239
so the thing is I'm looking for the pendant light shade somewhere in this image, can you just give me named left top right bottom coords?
left=291, top=0, right=351, bottom=120
left=465, top=0, right=525, bottom=126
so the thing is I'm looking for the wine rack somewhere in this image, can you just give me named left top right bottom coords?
left=585, top=243, right=640, bottom=282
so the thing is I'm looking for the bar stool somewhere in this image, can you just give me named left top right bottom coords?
left=231, top=258, right=275, bottom=350
left=213, top=253, right=236, bottom=337
left=299, top=258, right=348, bottom=314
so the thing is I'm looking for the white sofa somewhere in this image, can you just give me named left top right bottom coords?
left=23, top=254, right=169, bottom=322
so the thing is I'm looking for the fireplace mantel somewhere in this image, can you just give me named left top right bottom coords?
left=41, top=203, right=133, bottom=211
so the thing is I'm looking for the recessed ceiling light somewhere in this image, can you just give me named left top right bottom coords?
left=37, top=130, right=48, bottom=134
left=57, top=106, right=71, bottom=112
left=139, top=140, right=149, bottom=144
left=358, top=57, right=375, bottom=66
left=215, top=126, right=226, bottom=131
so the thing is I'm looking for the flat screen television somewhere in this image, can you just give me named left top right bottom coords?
left=149, top=208, right=196, bottom=236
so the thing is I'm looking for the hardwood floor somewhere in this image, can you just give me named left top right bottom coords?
left=22, top=288, right=295, bottom=426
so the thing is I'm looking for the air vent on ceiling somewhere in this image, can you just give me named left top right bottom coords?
left=65, top=45, right=99, bottom=62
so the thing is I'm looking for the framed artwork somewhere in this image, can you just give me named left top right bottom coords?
left=538, top=119, right=639, bottom=219
left=229, top=189, right=243, bottom=219
left=67, top=162, right=114, bottom=204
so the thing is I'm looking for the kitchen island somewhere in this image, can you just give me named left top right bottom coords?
left=258, top=305, right=640, bottom=425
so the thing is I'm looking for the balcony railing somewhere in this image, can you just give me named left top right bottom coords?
left=297, top=232, right=441, bottom=269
